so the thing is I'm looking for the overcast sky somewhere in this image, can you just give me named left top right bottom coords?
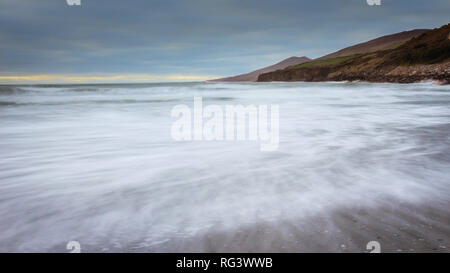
left=0, top=0, right=449, bottom=83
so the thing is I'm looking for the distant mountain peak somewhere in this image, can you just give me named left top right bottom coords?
left=285, top=56, right=308, bottom=60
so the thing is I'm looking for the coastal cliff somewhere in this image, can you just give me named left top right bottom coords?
left=258, top=24, right=450, bottom=84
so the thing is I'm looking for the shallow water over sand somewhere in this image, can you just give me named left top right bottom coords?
left=0, top=82, right=449, bottom=252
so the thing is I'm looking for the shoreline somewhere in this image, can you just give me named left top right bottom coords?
left=43, top=197, right=449, bottom=253
left=146, top=198, right=450, bottom=253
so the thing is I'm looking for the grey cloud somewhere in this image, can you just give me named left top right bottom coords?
left=0, top=0, right=448, bottom=77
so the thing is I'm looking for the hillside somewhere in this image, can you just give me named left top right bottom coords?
left=318, top=29, right=428, bottom=60
left=258, top=23, right=450, bottom=84
left=210, top=56, right=310, bottom=82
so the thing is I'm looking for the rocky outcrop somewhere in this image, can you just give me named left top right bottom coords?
left=258, top=62, right=449, bottom=84
left=331, top=63, right=450, bottom=84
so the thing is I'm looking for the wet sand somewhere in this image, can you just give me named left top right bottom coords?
left=136, top=198, right=449, bottom=253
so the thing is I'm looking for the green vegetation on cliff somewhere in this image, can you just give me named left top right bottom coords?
left=289, top=54, right=364, bottom=69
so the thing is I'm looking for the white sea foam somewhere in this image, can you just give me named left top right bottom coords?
left=0, top=82, right=449, bottom=252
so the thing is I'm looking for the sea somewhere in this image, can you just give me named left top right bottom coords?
left=0, top=81, right=449, bottom=252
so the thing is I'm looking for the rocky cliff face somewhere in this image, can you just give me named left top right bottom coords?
left=258, top=62, right=450, bottom=84
left=331, top=63, right=450, bottom=84
left=258, top=23, right=450, bottom=84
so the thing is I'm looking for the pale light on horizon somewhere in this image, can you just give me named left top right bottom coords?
left=0, top=73, right=220, bottom=84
